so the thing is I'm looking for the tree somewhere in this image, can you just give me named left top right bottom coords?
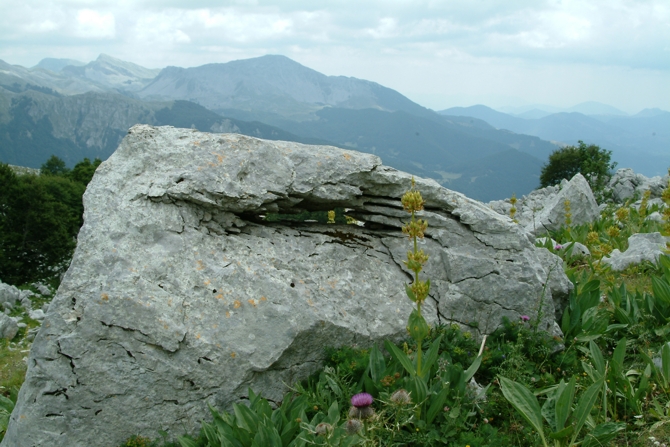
left=539, top=141, right=617, bottom=198
left=0, top=163, right=84, bottom=285
left=40, top=155, right=70, bottom=176
left=68, top=157, right=102, bottom=185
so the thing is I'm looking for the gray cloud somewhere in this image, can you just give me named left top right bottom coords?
left=1, top=0, right=668, bottom=112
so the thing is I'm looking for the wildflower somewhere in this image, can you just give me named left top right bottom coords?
left=346, top=419, right=363, bottom=435
left=327, top=210, right=335, bottom=224
left=390, top=389, right=412, bottom=405
left=315, top=423, right=333, bottom=436
left=554, top=244, right=563, bottom=250
left=520, top=315, right=530, bottom=322
left=349, top=392, right=375, bottom=419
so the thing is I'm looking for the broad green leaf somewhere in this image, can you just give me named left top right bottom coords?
left=464, top=354, right=482, bottom=382
left=541, top=395, right=557, bottom=432
left=420, top=335, right=443, bottom=380
left=612, top=338, right=627, bottom=375
left=555, top=377, right=576, bottom=432
left=581, top=422, right=626, bottom=447
left=327, top=401, right=340, bottom=425
left=499, top=376, right=547, bottom=445
left=409, top=374, right=428, bottom=406
left=634, top=364, right=652, bottom=403
left=576, top=334, right=602, bottom=343
left=405, top=284, right=417, bottom=302
left=548, top=425, right=574, bottom=440
left=589, top=340, right=605, bottom=375
left=426, top=387, right=449, bottom=425
left=408, top=309, right=429, bottom=342
left=234, top=403, right=260, bottom=433
left=569, top=376, right=604, bottom=446
left=384, top=340, right=416, bottom=376
left=0, top=395, right=14, bottom=413
left=369, top=345, right=386, bottom=384
left=605, top=323, right=628, bottom=334
left=652, top=276, right=670, bottom=305
left=178, top=437, right=200, bottom=447
left=561, top=308, right=571, bottom=335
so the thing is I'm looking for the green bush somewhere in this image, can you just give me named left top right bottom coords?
left=539, top=141, right=617, bottom=201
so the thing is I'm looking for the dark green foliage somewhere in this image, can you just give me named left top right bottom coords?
left=539, top=141, right=617, bottom=199
left=68, top=157, right=103, bottom=185
left=0, top=156, right=99, bottom=285
left=40, top=154, right=70, bottom=176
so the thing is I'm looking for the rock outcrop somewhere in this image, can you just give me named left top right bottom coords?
left=3, top=125, right=570, bottom=447
left=608, top=168, right=669, bottom=203
left=602, top=232, right=670, bottom=271
left=489, top=173, right=600, bottom=235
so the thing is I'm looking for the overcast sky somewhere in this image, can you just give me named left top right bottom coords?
left=1, top=0, right=668, bottom=113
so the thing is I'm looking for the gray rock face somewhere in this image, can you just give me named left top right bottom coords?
left=602, top=232, right=670, bottom=271
left=608, top=168, right=669, bottom=203
left=3, top=125, right=570, bottom=447
left=489, top=174, right=600, bottom=235
left=0, top=313, right=18, bottom=340
left=0, top=281, right=21, bottom=308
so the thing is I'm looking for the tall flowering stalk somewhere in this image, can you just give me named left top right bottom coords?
left=401, top=178, right=430, bottom=377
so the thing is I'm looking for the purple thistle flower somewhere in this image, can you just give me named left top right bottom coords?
left=554, top=244, right=563, bottom=250
left=520, top=315, right=530, bottom=322
left=351, top=392, right=373, bottom=408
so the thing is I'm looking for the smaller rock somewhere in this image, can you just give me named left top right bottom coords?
left=20, top=296, right=33, bottom=310
left=2, top=301, right=13, bottom=311
left=568, top=242, right=590, bottom=257
left=0, top=313, right=19, bottom=340
left=646, top=212, right=664, bottom=223
left=16, top=322, right=27, bottom=328
left=32, top=282, right=52, bottom=296
left=0, top=281, right=21, bottom=307
left=29, top=309, right=46, bottom=321
left=602, top=232, right=669, bottom=271
left=608, top=168, right=669, bottom=203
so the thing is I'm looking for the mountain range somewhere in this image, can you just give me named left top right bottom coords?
left=1, top=53, right=666, bottom=201
left=440, top=105, right=669, bottom=177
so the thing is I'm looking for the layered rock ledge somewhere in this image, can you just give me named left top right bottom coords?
left=3, top=125, right=570, bottom=446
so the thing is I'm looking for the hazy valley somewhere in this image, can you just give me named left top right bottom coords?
left=0, top=54, right=666, bottom=201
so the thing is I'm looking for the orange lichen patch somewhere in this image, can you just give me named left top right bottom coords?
left=193, top=140, right=201, bottom=146
left=248, top=299, right=257, bottom=307
left=204, top=279, right=211, bottom=286
left=225, top=311, right=231, bottom=318
left=343, top=153, right=352, bottom=161
left=230, top=352, right=236, bottom=358
left=164, top=324, right=168, bottom=329
left=212, top=324, right=218, bottom=329
left=260, top=296, right=267, bottom=301
left=307, top=299, right=314, bottom=307
left=168, top=299, right=173, bottom=306
left=327, top=279, right=337, bottom=289
left=196, top=260, right=205, bottom=271
left=101, top=293, right=109, bottom=302
left=216, top=294, right=224, bottom=300
left=196, top=334, right=201, bottom=339
left=233, top=300, right=242, bottom=309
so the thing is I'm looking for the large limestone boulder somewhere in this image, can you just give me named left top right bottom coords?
left=602, top=232, right=670, bottom=271
left=3, top=125, right=571, bottom=446
left=608, top=168, right=669, bottom=203
left=489, top=174, right=600, bottom=235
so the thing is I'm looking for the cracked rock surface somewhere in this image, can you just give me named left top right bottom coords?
left=3, top=125, right=571, bottom=447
